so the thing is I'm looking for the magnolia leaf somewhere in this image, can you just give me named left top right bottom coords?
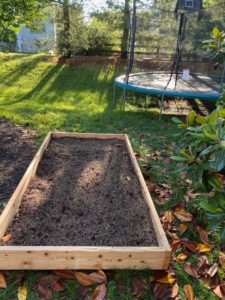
left=89, top=270, right=107, bottom=284
left=171, top=282, right=179, bottom=298
left=166, top=231, right=180, bottom=240
left=207, top=263, right=219, bottom=278
left=178, top=223, right=188, bottom=234
left=18, top=285, right=28, bottom=300
left=92, top=283, right=107, bottom=300
left=51, top=279, right=65, bottom=292
left=176, top=253, right=188, bottom=262
left=187, top=111, right=197, bottom=126
left=183, top=262, right=198, bottom=278
left=213, top=27, right=221, bottom=39
left=196, top=115, right=206, bottom=125
left=0, top=272, right=7, bottom=289
left=131, top=276, right=148, bottom=298
left=154, top=271, right=176, bottom=284
left=197, top=244, right=212, bottom=253
left=173, top=208, right=193, bottom=222
left=196, top=226, right=209, bottom=245
left=164, top=211, right=174, bottom=224
left=181, top=240, right=199, bottom=252
left=213, top=285, right=224, bottom=299
left=53, top=270, right=75, bottom=279
left=218, top=252, right=225, bottom=269
left=184, top=284, right=195, bottom=300
left=153, top=283, right=168, bottom=299
left=75, top=272, right=94, bottom=286
left=37, top=284, right=52, bottom=300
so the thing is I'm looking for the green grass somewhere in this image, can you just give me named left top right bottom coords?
left=0, top=53, right=220, bottom=300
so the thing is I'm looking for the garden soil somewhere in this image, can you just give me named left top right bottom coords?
left=3, top=138, right=158, bottom=246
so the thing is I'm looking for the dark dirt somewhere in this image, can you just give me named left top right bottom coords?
left=4, top=138, right=158, bottom=247
left=0, top=118, right=36, bottom=214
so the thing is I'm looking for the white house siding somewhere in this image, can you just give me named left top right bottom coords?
left=17, top=20, right=56, bottom=53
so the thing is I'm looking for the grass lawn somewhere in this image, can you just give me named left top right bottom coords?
left=0, top=53, right=223, bottom=300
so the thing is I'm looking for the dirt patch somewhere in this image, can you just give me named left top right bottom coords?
left=0, top=118, right=36, bottom=214
left=4, top=138, right=158, bottom=247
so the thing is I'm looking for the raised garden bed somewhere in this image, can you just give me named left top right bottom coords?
left=0, top=132, right=171, bottom=270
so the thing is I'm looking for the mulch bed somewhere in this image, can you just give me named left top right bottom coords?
left=0, top=118, right=36, bottom=214
left=4, top=138, right=158, bottom=247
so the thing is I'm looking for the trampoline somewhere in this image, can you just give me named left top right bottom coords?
left=114, top=72, right=222, bottom=101
left=113, top=0, right=225, bottom=114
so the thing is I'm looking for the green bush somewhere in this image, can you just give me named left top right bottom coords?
left=172, top=107, right=225, bottom=241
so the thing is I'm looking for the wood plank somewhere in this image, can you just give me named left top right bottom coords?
left=124, top=135, right=171, bottom=252
left=52, top=132, right=126, bottom=140
left=0, top=132, right=52, bottom=239
left=0, top=246, right=170, bottom=270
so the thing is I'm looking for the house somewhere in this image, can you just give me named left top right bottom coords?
left=16, top=18, right=57, bottom=53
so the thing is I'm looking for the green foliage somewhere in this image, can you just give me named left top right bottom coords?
left=203, top=27, right=225, bottom=65
left=0, top=0, right=47, bottom=41
left=172, top=107, right=225, bottom=241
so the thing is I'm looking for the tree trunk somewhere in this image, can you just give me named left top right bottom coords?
left=120, top=0, right=130, bottom=59
left=63, top=0, right=72, bottom=58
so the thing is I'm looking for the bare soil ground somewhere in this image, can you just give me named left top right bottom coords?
left=0, top=118, right=36, bottom=214
left=4, top=138, right=158, bottom=247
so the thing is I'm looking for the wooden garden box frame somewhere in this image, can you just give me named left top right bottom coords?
left=0, top=132, right=171, bottom=270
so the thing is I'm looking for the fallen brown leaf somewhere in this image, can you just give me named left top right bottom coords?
left=51, top=279, right=65, bottom=292
left=89, top=270, right=107, bottom=284
left=164, top=211, right=174, bottom=224
left=176, top=253, right=188, bottom=262
left=213, top=285, right=224, bottom=299
left=181, top=240, right=199, bottom=252
left=37, top=284, right=52, bottom=299
left=0, top=272, right=7, bottom=289
left=131, top=276, right=148, bottom=298
left=153, top=283, right=168, bottom=299
left=18, top=285, right=28, bottom=300
left=183, top=262, right=198, bottom=278
left=197, top=244, right=212, bottom=253
left=171, top=282, right=179, bottom=298
left=173, top=208, right=193, bottom=222
left=196, top=226, right=209, bottom=245
left=166, top=231, right=180, bottom=240
left=207, top=263, right=219, bottom=278
left=154, top=271, right=176, bottom=284
left=197, top=256, right=209, bottom=276
left=53, top=270, right=74, bottom=279
left=1, top=233, right=12, bottom=242
left=184, top=284, right=195, bottom=300
left=75, top=272, right=94, bottom=286
left=218, top=252, right=225, bottom=269
left=178, top=223, right=188, bottom=234
left=92, top=283, right=107, bottom=300
left=170, top=239, right=182, bottom=249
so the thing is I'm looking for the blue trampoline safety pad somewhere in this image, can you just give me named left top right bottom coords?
left=115, top=72, right=222, bottom=101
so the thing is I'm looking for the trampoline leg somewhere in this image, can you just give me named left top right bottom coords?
left=122, top=88, right=127, bottom=111
left=113, top=84, right=117, bottom=105
left=159, top=95, right=164, bottom=119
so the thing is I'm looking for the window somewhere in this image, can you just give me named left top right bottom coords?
left=185, top=0, right=194, bottom=8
